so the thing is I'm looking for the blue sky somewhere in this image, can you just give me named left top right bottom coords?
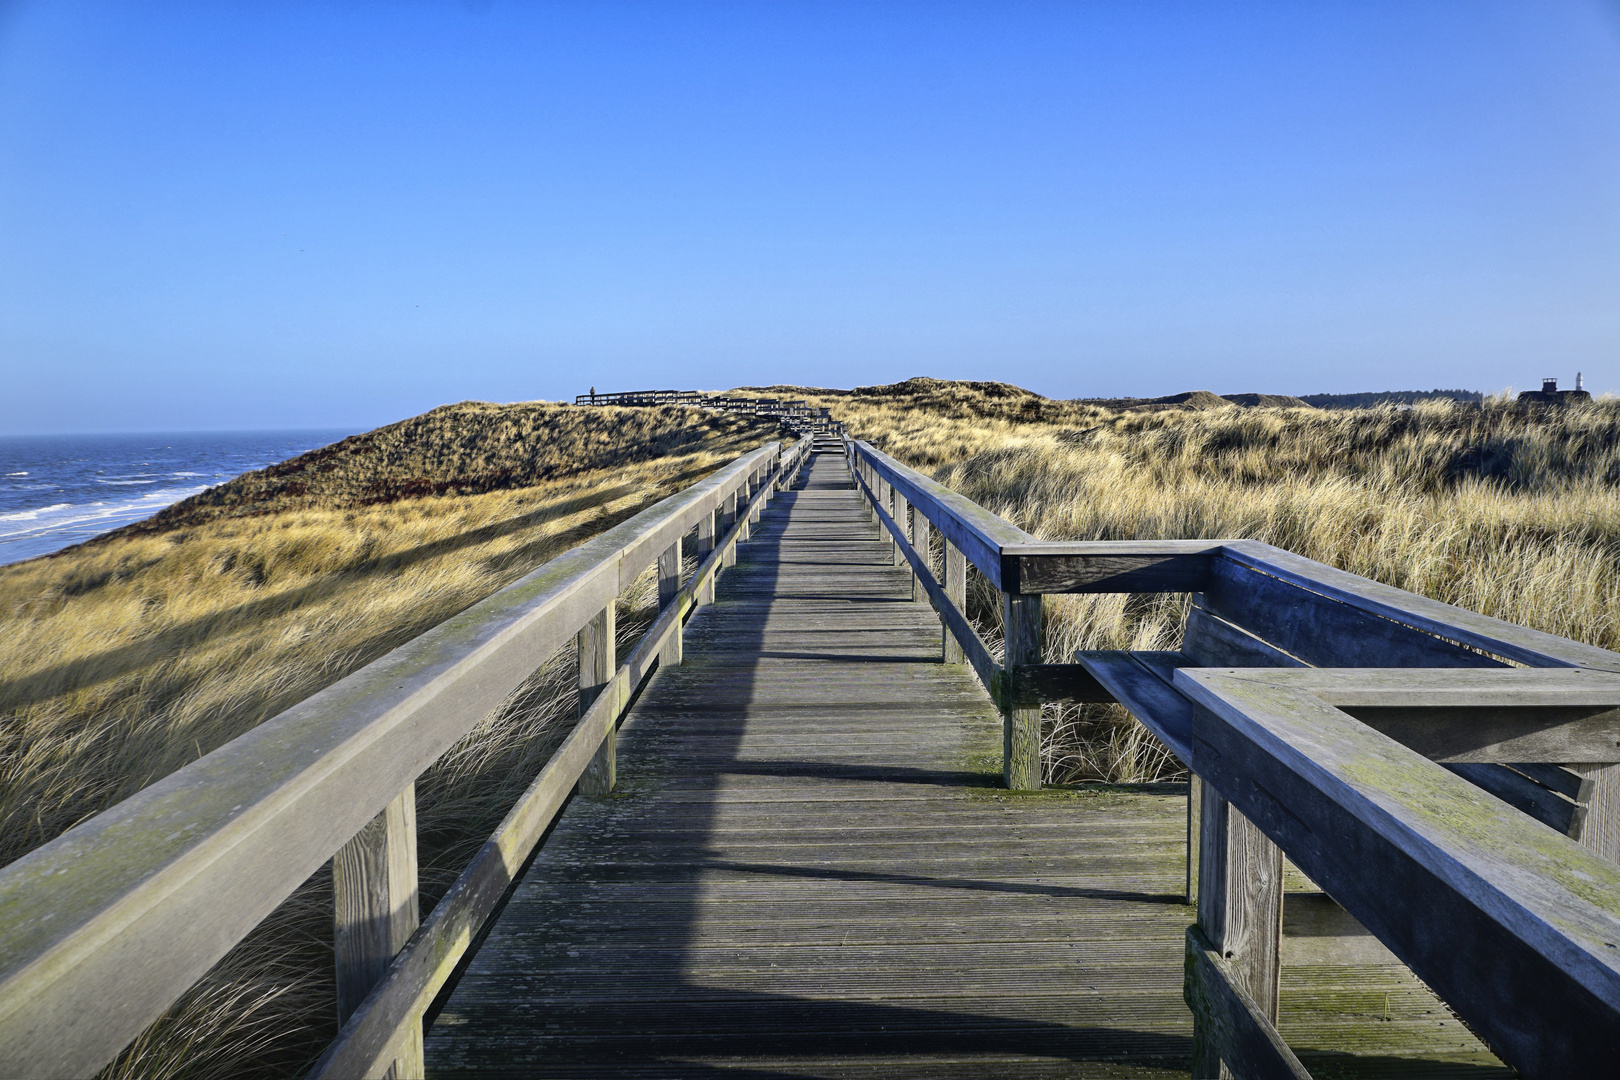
left=2, top=1, right=1618, bottom=434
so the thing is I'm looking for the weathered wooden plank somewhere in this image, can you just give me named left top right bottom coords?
left=1008, top=542, right=1217, bottom=595
left=1001, top=594, right=1043, bottom=790
left=1175, top=667, right=1620, bottom=1076
left=1202, top=555, right=1506, bottom=669
left=1183, top=926, right=1310, bottom=1080
left=577, top=604, right=617, bottom=796
left=1183, top=603, right=1304, bottom=668
left=850, top=442, right=1035, bottom=591
left=332, top=784, right=422, bottom=1075
left=1074, top=651, right=1194, bottom=763
left=1571, top=763, right=1620, bottom=862
left=1444, top=763, right=1581, bottom=835
left=1221, top=539, right=1620, bottom=673
left=1193, top=782, right=1285, bottom=1078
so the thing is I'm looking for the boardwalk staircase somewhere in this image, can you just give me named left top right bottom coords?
left=4, top=438, right=1620, bottom=1078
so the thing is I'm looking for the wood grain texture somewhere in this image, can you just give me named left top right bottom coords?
left=1193, top=783, right=1284, bottom=1078
left=577, top=604, right=617, bottom=795
left=1001, top=593, right=1043, bottom=791
left=944, top=539, right=966, bottom=665
left=1177, top=668, right=1620, bottom=1076
left=1203, top=557, right=1505, bottom=670
left=913, top=509, right=932, bottom=604
left=1571, top=763, right=1620, bottom=862
left=657, top=538, right=683, bottom=667
left=1183, top=926, right=1310, bottom=1080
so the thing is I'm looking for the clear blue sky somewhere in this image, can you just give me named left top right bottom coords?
left=2, top=1, right=1618, bottom=434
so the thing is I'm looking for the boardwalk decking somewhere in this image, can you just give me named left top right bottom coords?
left=425, top=455, right=1509, bottom=1078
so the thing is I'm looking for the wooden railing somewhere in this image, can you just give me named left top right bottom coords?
left=0, top=438, right=808, bottom=1079
left=573, top=388, right=844, bottom=437
left=845, top=437, right=1620, bottom=1077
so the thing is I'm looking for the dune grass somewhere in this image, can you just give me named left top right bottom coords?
left=811, top=389, right=1620, bottom=785
left=0, top=401, right=776, bottom=1079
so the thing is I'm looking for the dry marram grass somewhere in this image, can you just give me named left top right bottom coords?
left=0, top=401, right=777, bottom=1079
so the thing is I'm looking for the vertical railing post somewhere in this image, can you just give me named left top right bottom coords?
left=577, top=603, right=616, bottom=795
left=658, top=537, right=682, bottom=667
left=912, top=511, right=932, bottom=604
left=722, top=490, right=739, bottom=567
left=1191, top=784, right=1285, bottom=1078
left=943, top=540, right=966, bottom=664
left=1571, top=764, right=1620, bottom=862
left=695, top=510, right=716, bottom=606
left=1000, top=592, right=1042, bottom=790
left=893, top=491, right=911, bottom=569
left=333, top=784, right=422, bottom=1076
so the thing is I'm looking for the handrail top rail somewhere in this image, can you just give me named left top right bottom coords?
left=0, top=439, right=790, bottom=1072
left=1179, top=666, right=1620, bottom=1006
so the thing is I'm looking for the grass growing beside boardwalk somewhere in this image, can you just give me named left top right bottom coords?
left=819, top=389, right=1620, bottom=785
left=0, top=401, right=777, bottom=1079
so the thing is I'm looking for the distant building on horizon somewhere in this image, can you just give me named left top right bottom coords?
left=1518, top=375, right=1592, bottom=405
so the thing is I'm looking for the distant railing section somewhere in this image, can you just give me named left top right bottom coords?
left=844, top=436, right=1620, bottom=1078
left=574, top=388, right=845, bottom=438
left=0, top=438, right=809, bottom=1080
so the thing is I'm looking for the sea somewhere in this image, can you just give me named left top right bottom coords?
left=0, top=429, right=356, bottom=567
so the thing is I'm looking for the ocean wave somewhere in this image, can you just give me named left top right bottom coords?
left=0, top=502, right=73, bottom=522
left=97, top=478, right=161, bottom=486
left=5, top=471, right=26, bottom=477
left=0, top=485, right=209, bottom=548
left=171, top=471, right=205, bottom=477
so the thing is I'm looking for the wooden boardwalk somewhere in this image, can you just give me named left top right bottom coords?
left=425, top=455, right=1508, bottom=1078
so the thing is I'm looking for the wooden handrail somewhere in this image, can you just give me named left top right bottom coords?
left=0, top=439, right=803, bottom=1078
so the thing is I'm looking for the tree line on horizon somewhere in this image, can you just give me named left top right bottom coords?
left=1298, top=388, right=1483, bottom=408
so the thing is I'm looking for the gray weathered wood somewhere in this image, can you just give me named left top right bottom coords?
left=333, top=784, right=422, bottom=1077
left=1203, top=556, right=1506, bottom=670
left=1515, top=763, right=1590, bottom=802
left=308, top=452, right=810, bottom=1078
left=1193, top=780, right=1284, bottom=1078
left=1184, top=603, right=1304, bottom=668
left=943, top=540, right=966, bottom=664
left=1001, top=593, right=1043, bottom=790
left=657, top=538, right=682, bottom=668
left=1177, top=667, right=1620, bottom=1077
left=1074, top=651, right=1194, bottom=763
left=893, top=491, right=910, bottom=569
left=1445, top=763, right=1581, bottom=835
left=1571, top=763, right=1620, bottom=862
left=1187, top=773, right=1202, bottom=907
left=695, top=511, right=716, bottom=606
left=1222, top=540, right=1620, bottom=673
left=1003, top=663, right=1114, bottom=705
left=578, top=606, right=617, bottom=796
left=850, top=442, right=1036, bottom=591
left=1009, top=543, right=1218, bottom=595
left=1183, top=926, right=1311, bottom=1080
left=912, top=510, right=931, bottom=604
